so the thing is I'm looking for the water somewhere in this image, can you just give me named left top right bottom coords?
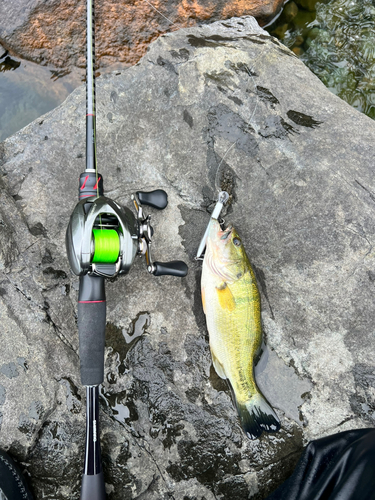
left=266, top=0, right=375, bottom=119
left=0, top=48, right=127, bottom=142
left=255, top=345, right=312, bottom=423
left=0, top=50, right=83, bottom=142
left=102, top=314, right=151, bottom=423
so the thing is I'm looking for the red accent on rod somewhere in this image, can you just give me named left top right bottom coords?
left=86, top=113, right=95, bottom=116
left=93, top=176, right=102, bottom=189
left=80, top=175, right=89, bottom=190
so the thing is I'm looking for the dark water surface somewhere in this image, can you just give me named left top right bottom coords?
left=0, top=50, right=83, bottom=142
left=266, top=0, right=375, bottom=118
left=0, top=48, right=128, bottom=142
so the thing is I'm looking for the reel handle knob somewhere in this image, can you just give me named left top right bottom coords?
left=151, top=261, right=188, bottom=277
left=136, top=190, right=168, bottom=210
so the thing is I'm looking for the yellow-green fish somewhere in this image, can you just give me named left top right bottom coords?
left=201, top=219, right=280, bottom=439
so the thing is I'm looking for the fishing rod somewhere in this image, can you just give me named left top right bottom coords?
left=65, top=0, right=188, bottom=497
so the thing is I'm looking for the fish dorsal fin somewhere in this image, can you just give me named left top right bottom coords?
left=211, top=349, right=227, bottom=379
left=216, top=282, right=236, bottom=311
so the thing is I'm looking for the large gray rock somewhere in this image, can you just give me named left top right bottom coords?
left=1, top=15, right=374, bottom=499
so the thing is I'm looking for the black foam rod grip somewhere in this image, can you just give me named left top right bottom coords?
left=153, top=260, right=188, bottom=277
left=78, top=275, right=106, bottom=386
left=81, top=472, right=105, bottom=500
left=136, top=189, right=168, bottom=209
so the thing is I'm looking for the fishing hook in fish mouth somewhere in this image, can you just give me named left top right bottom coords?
left=219, top=217, right=226, bottom=231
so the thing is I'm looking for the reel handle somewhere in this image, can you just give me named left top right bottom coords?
left=151, top=261, right=188, bottom=277
left=136, top=189, right=168, bottom=209
left=78, top=275, right=106, bottom=386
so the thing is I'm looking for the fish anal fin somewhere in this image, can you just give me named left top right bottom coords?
left=211, top=349, right=227, bottom=379
left=216, top=282, right=235, bottom=311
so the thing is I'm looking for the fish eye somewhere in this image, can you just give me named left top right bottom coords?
left=233, top=237, right=241, bottom=247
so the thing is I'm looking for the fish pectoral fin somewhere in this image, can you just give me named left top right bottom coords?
left=216, top=282, right=236, bottom=311
left=211, top=350, right=227, bottom=379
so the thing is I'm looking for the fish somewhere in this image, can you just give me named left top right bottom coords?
left=201, top=219, right=280, bottom=439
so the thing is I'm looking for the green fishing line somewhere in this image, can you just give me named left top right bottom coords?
left=92, top=229, right=120, bottom=263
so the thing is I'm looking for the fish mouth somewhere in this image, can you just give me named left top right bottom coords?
left=219, top=222, right=233, bottom=240
left=208, top=219, right=233, bottom=243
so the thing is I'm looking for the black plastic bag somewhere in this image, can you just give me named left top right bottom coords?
left=266, top=428, right=375, bottom=500
left=0, top=449, right=34, bottom=500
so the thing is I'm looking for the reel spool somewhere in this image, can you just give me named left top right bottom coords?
left=66, top=196, right=138, bottom=278
left=92, top=229, right=120, bottom=263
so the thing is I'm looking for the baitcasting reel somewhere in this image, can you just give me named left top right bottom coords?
left=66, top=170, right=188, bottom=279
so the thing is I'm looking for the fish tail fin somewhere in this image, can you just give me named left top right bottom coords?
left=236, top=392, right=280, bottom=440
